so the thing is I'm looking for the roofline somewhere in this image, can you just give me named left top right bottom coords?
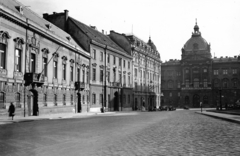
left=0, top=3, right=90, bottom=58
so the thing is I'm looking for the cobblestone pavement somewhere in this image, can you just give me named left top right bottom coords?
left=0, top=110, right=240, bottom=156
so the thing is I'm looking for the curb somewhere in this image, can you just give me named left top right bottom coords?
left=195, top=112, right=240, bottom=124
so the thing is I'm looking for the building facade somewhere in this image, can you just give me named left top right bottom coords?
left=0, top=0, right=90, bottom=116
left=43, top=11, right=133, bottom=112
left=109, top=31, right=161, bottom=111
left=161, top=22, right=240, bottom=108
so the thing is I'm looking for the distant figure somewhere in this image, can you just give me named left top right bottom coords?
left=8, top=103, right=15, bottom=120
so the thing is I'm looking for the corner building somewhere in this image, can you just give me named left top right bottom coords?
left=161, top=22, right=240, bottom=108
left=0, top=0, right=90, bottom=116
left=109, top=31, right=161, bottom=110
left=44, top=11, right=133, bottom=112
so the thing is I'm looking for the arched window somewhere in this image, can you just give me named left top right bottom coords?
left=203, top=96, right=208, bottom=104
left=168, top=80, right=173, bottom=88
left=203, top=79, right=208, bottom=88
left=222, top=79, right=229, bottom=88
left=0, top=92, right=5, bottom=109
left=14, top=37, right=24, bottom=72
left=213, top=79, right=220, bottom=88
left=0, top=31, right=11, bottom=70
left=232, top=78, right=238, bottom=88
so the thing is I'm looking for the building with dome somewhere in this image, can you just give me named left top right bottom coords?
left=161, top=22, right=240, bottom=109
left=109, top=31, right=161, bottom=111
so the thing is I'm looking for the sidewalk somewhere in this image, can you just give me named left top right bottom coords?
left=195, top=110, right=240, bottom=124
left=0, top=111, right=116, bottom=125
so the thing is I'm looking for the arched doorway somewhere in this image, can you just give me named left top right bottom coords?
left=28, top=89, right=38, bottom=116
left=114, top=91, right=119, bottom=111
left=193, top=94, right=200, bottom=107
left=77, top=92, right=81, bottom=113
left=203, top=95, right=208, bottom=105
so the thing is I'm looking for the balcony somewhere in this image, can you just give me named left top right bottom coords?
left=75, top=82, right=85, bottom=91
left=24, top=73, right=44, bottom=86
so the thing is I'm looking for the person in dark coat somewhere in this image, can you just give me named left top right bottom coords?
left=8, top=103, right=15, bottom=120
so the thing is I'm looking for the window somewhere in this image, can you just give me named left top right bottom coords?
left=232, top=69, right=237, bottom=74
left=15, top=93, right=21, bottom=108
left=107, top=54, right=110, bottom=63
left=134, top=68, right=137, bottom=77
left=53, top=61, right=57, bottom=78
left=123, top=74, right=126, bottom=85
left=92, top=68, right=96, bottom=81
left=100, top=94, right=103, bottom=104
left=82, top=69, right=85, bottom=83
left=100, top=52, right=103, bottom=61
left=87, top=94, right=89, bottom=103
left=178, top=92, right=180, bottom=97
left=143, top=71, right=145, bottom=79
left=107, top=71, right=110, bottom=82
left=213, top=70, right=218, bottom=75
left=92, top=93, right=96, bottom=104
left=119, top=73, right=122, bottom=83
left=223, top=69, right=228, bottom=75
left=223, top=79, right=228, bottom=88
left=232, top=79, right=238, bottom=88
left=92, top=49, right=96, bottom=59
left=128, top=75, right=130, bottom=86
left=100, top=69, right=103, bottom=82
left=0, top=92, right=4, bottom=108
left=113, top=56, right=116, bottom=65
left=63, top=94, right=66, bottom=105
left=15, top=49, right=21, bottom=72
left=203, top=69, right=207, bottom=73
left=193, top=78, right=199, bottom=88
left=82, top=95, right=85, bottom=104
left=62, top=63, right=66, bottom=80
left=168, top=81, right=173, bottom=88
left=77, top=67, right=80, bottom=81
left=169, top=92, right=172, bottom=97
left=135, top=82, right=138, bottom=90
left=177, top=81, right=181, bottom=88
left=128, top=61, right=130, bottom=69
left=123, top=60, right=125, bottom=68
left=185, top=79, right=189, bottom=88
left=71, top=94, right=73, bottom=105
left=185, top=69, right=189, bottom=74
left=43, top=57, right=48, bottom=77
left=203, top=79, right=208, bottom=88
left=54, top=94, right=57, bottom=105
left=0, top=41, right=7, bottom=69
left=86, top=71, right=89, bottom=84
left=44, top=94, right=47, bottom=106
left=30, top=53, right=36, bottom=73
left=177, top=71, right=181, bottom=76
left=119, top=58, right=122, bottom=66
left=113, top=71, right=116, bottom=82
left=213, top=79, right=219, bottom=88
left=70, top=66, right=73, bottom=81
left=108, top=94, right=110, bottom=106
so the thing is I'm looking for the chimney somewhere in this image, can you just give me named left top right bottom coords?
left=53, top=12, right=56, bottom=14
left=64, top=10, right=69, bottom=22
left=102, top=30, right=104, bottom=34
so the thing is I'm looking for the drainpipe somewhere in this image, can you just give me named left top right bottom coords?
left=23, top=18, right=29, bottom=117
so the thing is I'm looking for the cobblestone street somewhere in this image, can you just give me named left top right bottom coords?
left=1, top=110, right=240, bottom=156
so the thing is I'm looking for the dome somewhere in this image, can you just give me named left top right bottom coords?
left=147, top=37, right=157, bottom=51
left=183, top=23, right=209, bottom=51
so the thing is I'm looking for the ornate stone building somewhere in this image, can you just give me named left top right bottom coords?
left=161, top=22, right=240, bottom=108
left=0, top=0, right=90, bottom=116
left=43, top=11, right=133, bottom=112
left=109, top=31, right=161, bottom=110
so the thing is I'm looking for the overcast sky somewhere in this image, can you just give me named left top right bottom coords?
left=18, top=0, right=240, bottom=62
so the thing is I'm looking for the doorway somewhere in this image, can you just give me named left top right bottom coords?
left=28, top=89, right=38, bottom=116
left=114, top=91, right=119, bottom=111
left=77, top=92, right=81, bottom=113
left=193, top=94, right=200, bottom=107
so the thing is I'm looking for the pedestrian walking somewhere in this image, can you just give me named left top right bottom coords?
left=8, top=103, right=15, bottom=120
